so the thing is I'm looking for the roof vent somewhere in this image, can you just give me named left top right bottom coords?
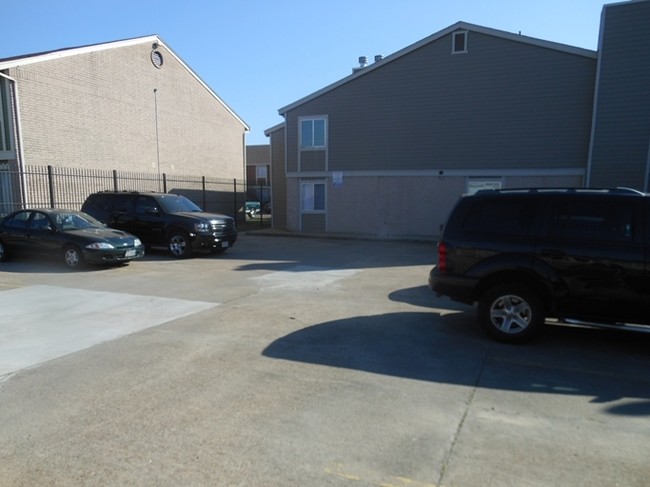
left=353, top=56, right=368, bottom=73
left=374, top=54, right=383, bottom=62
left=151, top=50, right=164, bottom=68
left=358, top=56, right=367, bottom=67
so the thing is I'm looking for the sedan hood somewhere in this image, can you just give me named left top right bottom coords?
left=68, top=227, right=139, bottom=245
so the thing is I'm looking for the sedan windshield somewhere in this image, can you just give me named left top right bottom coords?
left=55, top=212, right=103, bottom=231
left=157, top=195, right=202, bottom=213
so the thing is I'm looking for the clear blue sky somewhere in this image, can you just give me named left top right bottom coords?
left=1, top=0, right=610, bottom=145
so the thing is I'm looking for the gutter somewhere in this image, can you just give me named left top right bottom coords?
left=0, top=71, right=28, bottom=207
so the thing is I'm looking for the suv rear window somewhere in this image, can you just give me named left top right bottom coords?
left=462, top=199, right=536, bottom=236
left=549, top=200, right=633, bottom=242
left=83, top=193, right=111, bottom=213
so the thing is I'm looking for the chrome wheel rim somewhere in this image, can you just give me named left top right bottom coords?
left=169, top=235, right=187, bottom=256
left=64, top=248, right=80, bottom=267
left=489, top=294, right=532, bottom=334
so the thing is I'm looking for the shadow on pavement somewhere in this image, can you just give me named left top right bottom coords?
left=262, top=309, right=650, bottom=417
left=0, top=255, right=124, bottom=274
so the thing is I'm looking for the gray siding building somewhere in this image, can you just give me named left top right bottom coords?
left=269, top=22, right=598, bottom=238
left=588, top=0, right=650, bottom=189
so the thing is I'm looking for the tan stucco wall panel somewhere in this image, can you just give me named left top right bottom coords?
left=281, top=174, right=586, bottom=239
left=326, top=175, right=463, bottom=238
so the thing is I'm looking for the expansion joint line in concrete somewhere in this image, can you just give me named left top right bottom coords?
left=436, top=343, right=492, bottom=486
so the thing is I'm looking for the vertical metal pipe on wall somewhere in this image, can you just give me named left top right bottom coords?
left=153, top=88, right=162, bottom=192
left=233, top=178, right=238, bottom=221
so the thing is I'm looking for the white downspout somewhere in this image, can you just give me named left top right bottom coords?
left=0, top=71, right=29, bottom=207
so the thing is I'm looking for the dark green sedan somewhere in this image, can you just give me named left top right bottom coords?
left=0, top=209, right=144, bottom=269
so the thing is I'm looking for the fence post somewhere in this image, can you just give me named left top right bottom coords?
left=112, top=170, right=118, bottom=191
left=202, top=176, right=206, bottom=210
left=259, top=182, right=264, bottom=227
left=163, top=173, right=167, bottom=193
left=47, top=165, right=55, bottom=208
left=233, top=178, right=237, bottom=220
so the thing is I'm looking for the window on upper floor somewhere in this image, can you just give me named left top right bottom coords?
left=452, top=31, right=468, bottom=54
left=300, top=117, right=327, bottom=149
left=301, top=181, right=326, bottom=212
left=256, top=165, right=268, bottom=186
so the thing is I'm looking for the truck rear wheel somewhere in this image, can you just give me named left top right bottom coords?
left=478, top=283, right=545, bottom=343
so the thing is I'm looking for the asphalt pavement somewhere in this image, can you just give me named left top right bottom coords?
left=0, top=234, right=648, bottom=486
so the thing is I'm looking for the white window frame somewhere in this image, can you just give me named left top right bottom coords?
left=299, top=116, right=327, bottom=150
left=300, top=180, right=326, bottom=213
left=452, top=31, right=468, bottom=54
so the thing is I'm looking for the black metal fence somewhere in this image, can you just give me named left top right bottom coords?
left=0, top=163, right=269, bottom=222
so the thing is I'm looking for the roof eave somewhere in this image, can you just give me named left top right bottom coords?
left=278, top=21, right=597, bottom=115
left=264, top=122, right=285, bottom=136
left=0, top=35, right=161, bottom=69
left=0, top=35, right=250, bottom=132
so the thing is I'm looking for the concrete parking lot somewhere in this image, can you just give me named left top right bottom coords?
left=0, top=234, right=649, bottom=487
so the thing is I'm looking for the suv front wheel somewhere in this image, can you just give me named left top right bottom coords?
left=0, top=240, right=8, bottom=262
left=478, top=284, right=545, bottom=343
left=167, top=230, right=193, bottom=258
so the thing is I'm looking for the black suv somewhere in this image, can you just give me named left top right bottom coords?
left=81, top=191, right=237, bottom=258
left=429, top=188, right=650, bottom=343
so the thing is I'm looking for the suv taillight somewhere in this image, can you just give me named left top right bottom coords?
left=438, top=242, right=447, bottom=273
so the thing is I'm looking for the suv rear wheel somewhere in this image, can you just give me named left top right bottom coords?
left=167, top=230, right=193, bottom=258
left=478, top=284, right=545, bottom=343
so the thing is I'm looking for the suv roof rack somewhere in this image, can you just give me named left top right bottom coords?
left=474, top=187, right=646, bottom=196
left=97, top=190, right=167, bottom=194
left=612, top=187, right=646, bottom=195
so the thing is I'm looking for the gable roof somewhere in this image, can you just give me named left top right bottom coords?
left=0, top=35, right=249, bottom=131
left=264, top=122, right=285, bottom=137
left=278, top=21, right=598, bottom=115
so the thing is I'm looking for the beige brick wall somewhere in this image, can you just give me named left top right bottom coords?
left=8, top=42, right=246, bottom=180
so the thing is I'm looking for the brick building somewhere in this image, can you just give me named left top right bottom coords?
left=0, top=35, right=249, bottom=211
